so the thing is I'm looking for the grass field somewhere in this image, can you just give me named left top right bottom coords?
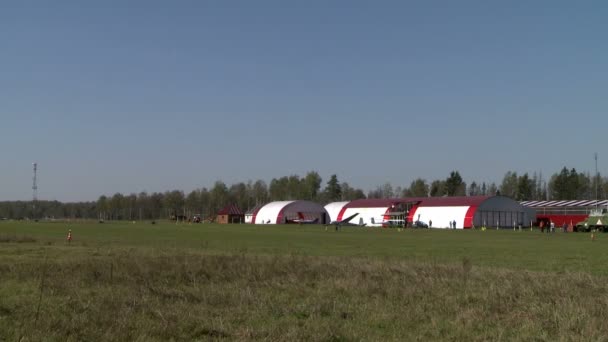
left=1, top=221, right=608, bottom=341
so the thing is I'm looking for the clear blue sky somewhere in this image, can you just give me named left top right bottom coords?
left=1, top=1, right=607, bottom=201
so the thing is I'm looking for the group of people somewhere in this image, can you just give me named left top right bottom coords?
left=448, top=220, right=457, bottom=229
left=539, top=220, right=571, bottom=233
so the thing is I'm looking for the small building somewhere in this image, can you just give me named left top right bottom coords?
left=216, top=204, right=244, bottom=224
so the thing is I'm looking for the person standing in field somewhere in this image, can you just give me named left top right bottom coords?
left=67, top=229, right=72, bottom=244
left=540, top=221, right=544, bottom=233
left=429, top=219, right=432, bottom=228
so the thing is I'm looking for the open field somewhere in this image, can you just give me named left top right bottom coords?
left=2, top=221, right=608, bottom=341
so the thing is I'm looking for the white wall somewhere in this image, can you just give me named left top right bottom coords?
left=324, top=201, right=350, bottom=222
left=339, top=207, right=390, bottom=227
left=253, top=201, right=294, bottom=224
left=412, top=206, right=470, bottom=229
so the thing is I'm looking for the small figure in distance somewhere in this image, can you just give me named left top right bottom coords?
left=67, top=229, right=72, bottom=244
left=540, top=220, right=544, bottom=233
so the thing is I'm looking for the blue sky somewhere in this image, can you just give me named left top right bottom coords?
left=1, top=1, right=607, bottom=201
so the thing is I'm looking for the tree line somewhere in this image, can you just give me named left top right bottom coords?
left=2, top=168, right=608, bottom=220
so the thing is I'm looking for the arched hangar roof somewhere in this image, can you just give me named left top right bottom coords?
left=252, top=200, right=328, bottom=224
left=337, top=199, right=420, bottom=227
left=324, top=201, right=350, bottom=222
left=335, top=196, right=532, bottom=229
left=410, top=195, right=534, bottom=229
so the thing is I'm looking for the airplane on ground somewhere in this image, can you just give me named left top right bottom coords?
left=371, top=217, right=406, bottom=227
left=287, top=212, right=319, bottom=224
left=327, top=213, right=362, bottom=230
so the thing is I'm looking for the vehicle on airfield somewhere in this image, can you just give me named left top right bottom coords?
left=413, top=220, right=429, bottom=228
left=370, top=217, right=406, bottom=227
left=576, top=208, right=608, bottom=232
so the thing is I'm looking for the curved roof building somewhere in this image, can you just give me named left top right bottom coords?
left=324, top=201, right=350, bottom=222
left=328, top=196, right=535, bottom=229
left=252, top=200, right=329, bottom=224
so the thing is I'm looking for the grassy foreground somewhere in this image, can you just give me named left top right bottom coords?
left=1, top=221, right=608, bottom=341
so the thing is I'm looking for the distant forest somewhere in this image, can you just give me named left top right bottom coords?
left=2, top=168, right=608, bottom=220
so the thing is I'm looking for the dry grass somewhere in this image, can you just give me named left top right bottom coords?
left=2, top=247, right=608, bottom=341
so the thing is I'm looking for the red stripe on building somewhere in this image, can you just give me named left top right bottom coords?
left=251, top=207, right=262, bottom=224
left=337, top=207, right=348, bottom=222
left=408, top=206, right=419, bottom=223
left=463, top=206, right=477, bottom=229
left=276, top=210, right=284, bottom=224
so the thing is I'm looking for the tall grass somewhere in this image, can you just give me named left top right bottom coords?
left=1, top=246, right=608, bottom=341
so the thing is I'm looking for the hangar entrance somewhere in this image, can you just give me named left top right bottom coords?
left=386, top=201, right=417, bottom=227
left=476, top=210, right=526, bottom=228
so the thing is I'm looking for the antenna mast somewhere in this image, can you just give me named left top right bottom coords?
left=595, top=153, right=599, bottom=212
left=32, top=163, right=38, bottom=220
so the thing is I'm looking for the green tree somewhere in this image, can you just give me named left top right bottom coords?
left=430, top=180, right=446, bottom=197
left=469, top=181, right=479, bottom=196
left=445, top=171, right=465, bottom=196
left=163, top=190, right=185, bottom=218
left=302, top=171, right=322, bottom=201
left=185, top=190, right=200, bottom=219
left=269, top=177, right=288, bottom=201
left=229, top=182, right=248, bottom=210
left=487, top=183, right=498, bottom=196
left=341, top=182, right=366, bottom=201
left=109, top=193, right=125, bottom=220
left=252, top=180, right=268, bottom=205
left=210, top=181, right=229, bottom=213
left=149, top=192, right=164, bottom=220
left=382, top=183, right=394, bottom=198
left=286, top=175, right=302, bottom=200
left=549, top=167, right=579, bottom=200
left=136, top=192, right=150, bottom=220
left=96, top=195, right=108, bottom=220
left=324, top=174, right=342, bottom=202
left=517, top=173, right=534, bottom=201
left=500, top=171, right=518, bottom=198
left=408, top=178, right=429, bottom=197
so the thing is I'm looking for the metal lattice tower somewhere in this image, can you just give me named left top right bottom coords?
left=32, top=162, right=38, bottom=219
left=595, top=153, right=599, bottom=211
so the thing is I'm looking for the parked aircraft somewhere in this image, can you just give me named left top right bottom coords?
left=371, top=217, right=406, bottom=227
left=287, top=212, right=319, bottom=224
left=328, top=213, right=361, bottom=230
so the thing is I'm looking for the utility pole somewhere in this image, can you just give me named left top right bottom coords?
left=595, top=153, right=599, bottom=212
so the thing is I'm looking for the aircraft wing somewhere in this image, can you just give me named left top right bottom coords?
left=340, top=213, right=359, bottom=224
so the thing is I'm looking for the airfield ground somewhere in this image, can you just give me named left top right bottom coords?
left=1, top=221, right=608, bottom=340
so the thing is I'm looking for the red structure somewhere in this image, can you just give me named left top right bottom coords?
left=521, top=200, right=608, bottom=226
